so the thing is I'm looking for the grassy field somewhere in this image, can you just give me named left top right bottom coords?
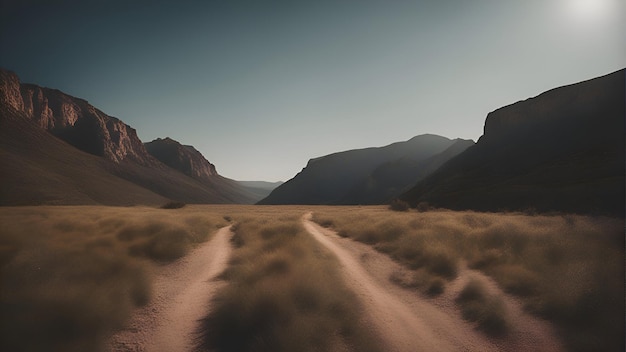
left=196, top=206, right=381, bottom=352
left=0, top=205, right=227, bottom=352
left=1, top=205, right=623, bottom=352
left=312, top=206, right=624, bottom=352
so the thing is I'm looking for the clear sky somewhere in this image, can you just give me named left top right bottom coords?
left=1, top=0, right=624, bottom=181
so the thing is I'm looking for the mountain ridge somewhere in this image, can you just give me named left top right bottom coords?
left=0, top=68, right=256, bottom=205
left=144, top=136, right=260, bottom=203
left=259, top=134, right=473, bottom=205
left=401, top=69, right=625, bottom=216
left=0, top=70, right=161, bottom=167
left=340, top=138, right=474, bottom=204
left=145, top=137, right=218, bottom=180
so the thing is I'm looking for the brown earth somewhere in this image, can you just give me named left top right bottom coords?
left=108, top=226, right=233, bottom=352
left=303, top=213, right=564, bottom=352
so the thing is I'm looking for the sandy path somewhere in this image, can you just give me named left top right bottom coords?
left=108, top=225, right=233, bottom=352
left=303, top=213, right=564, bottom=352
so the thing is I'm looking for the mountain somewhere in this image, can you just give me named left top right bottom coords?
left=0, top=103, right=168, bottom=205
left=1, top=70, right=159, bottom=168
left=401, top=69, right=625, bottom=216
left=144, top=137, right=258, bottom=203
left=341, top=139, right=474, bottom=204
left=145, top=137, right=218, bottom=180
left=258, top=134, right=473, bottom=205
left=0, top=68, right=255, bottom=205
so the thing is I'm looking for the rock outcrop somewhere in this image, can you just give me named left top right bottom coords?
left=1, top=69, right=159, bottom=166
left=401, top=69, right=625, bottom=216
left=145, top=137, right=217, bottom=181
left=0, top=69, right=24, bottom=111
left=143, top=137, right=262, bottom=203
left=0, top=68, right=258, bottom=205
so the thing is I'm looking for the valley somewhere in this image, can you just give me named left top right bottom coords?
left=0, top=205, right=622, bottom=352
left=0, top=33, right=623, bottom=352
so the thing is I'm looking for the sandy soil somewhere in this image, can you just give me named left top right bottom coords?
left=108, top=225, right=233, bottom=352
left=303, top=213, right=564, bottom=352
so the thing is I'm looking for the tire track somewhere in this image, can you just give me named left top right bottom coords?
left=108, top=225, right=233, bottom=352
left=303, top=213, right=563, bottom=352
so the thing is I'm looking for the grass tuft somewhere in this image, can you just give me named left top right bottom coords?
left=311, top=206, right=624, bottom=350
left=160, top=201, right=186, bottom=209
left=456, top=279, right=509, bottom=337
left=415, top=201, right=431, bottom=212
left=389, top=199, right=410, bottom=212
left=196, top=213, right=382, bottom=352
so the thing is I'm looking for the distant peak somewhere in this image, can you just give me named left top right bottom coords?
left=149, top=137, right=178, bottom=144
left=406, top=134, right=450, bottom=142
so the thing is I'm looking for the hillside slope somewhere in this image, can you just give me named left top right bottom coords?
left=0, top=107, right=167, bottom=205
left=0, top=69, right=254, bottom=205
left=145, top=137, right=257, bottom=204
left=401, top=69, right=625, bottom=216
left=341, top=139, right=474, bottom=204
left=259, top=134, right=472, bottom=205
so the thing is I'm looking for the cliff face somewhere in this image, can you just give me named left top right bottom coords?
left=0, top=69, right=24, bottom=111
left=0, top=69, right=159, bottom=167
left=481, top=70, right=621, bottom=146
left=145, top=137, right=217, bottom=181
left=401, top=69, right=625, bottom=216
left=144, top=136, right=262, bottom=204
left=0, top=68, right=259, bottom=205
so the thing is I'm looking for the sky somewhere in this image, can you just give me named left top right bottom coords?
left=1, top=0, right=624, bottom=181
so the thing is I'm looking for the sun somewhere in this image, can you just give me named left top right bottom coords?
left=564, top=0, right=616, bottom=24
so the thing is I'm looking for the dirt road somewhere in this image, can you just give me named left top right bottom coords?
left=303, top=213, right=563, bottom=352
left=108, top=225, right=233, bottom=352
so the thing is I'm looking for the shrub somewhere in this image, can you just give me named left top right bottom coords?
left=389, top=269, right=447, bottom=297
left=160, top=201, right=186, bottom=209
left=424, top=250, right=458, bottom=279
left=389, top=199, right=410, bottom=212
left=489, top=265, right=539, bottom=297
left=416, top=201, right=431, bottom=212
left=426, top=278, right=445, bottom=296
left=456, top=279, right=509, bottom=336
left=311, top=214, right=334, bottom=228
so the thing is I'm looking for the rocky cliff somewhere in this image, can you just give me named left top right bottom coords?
left=0, top=68, right=258, bottom=205
left=143, top=137, right=263, bottom=203
left=0, top=69, right=159, bottom=167
left=401, top=69, right=625, bottom=216
left=145, top=137, right=217, bottom=181
left=482, top=71, right=619, bottom=141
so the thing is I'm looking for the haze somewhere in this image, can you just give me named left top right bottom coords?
left=1, top=0, right=623, bottom=181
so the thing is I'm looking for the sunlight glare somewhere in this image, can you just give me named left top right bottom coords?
left=564, top=0, right=615, bottom=24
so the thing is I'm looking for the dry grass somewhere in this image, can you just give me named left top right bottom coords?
left=196, top=209, right=381, bottom=352
left=312, top=206, right=624, bottom=352
left=0, top=205, right=227, bottom=352
left=455, top=278, right=508, bottom=336
left=3, top=204, right=622, bottom=352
